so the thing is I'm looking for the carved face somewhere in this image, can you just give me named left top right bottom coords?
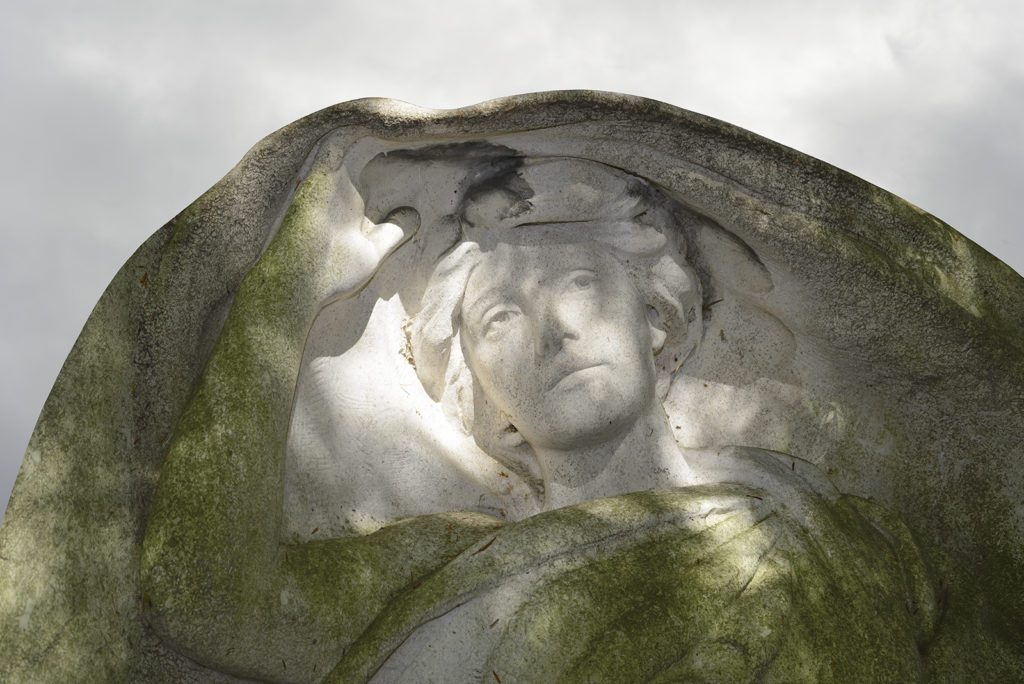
left=459, top=241, right=662, bottom=451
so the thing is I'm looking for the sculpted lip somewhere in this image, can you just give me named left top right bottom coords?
left=546, top=363, right=607, bottom=391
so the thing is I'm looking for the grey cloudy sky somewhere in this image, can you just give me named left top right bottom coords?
left=2, top=0, right=1022, bottom=516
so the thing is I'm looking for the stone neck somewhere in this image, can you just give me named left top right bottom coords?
left=534, top=404, right=693, bottom=511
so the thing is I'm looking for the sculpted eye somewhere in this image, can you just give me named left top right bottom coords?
left=570, top=271, right=596, bottom=290
left=482, top=308, right=519, bottom=337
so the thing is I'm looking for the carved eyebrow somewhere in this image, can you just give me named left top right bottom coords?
left=565, top=267, right=598, bottom=277
left=462, top=288, right=506, bottom=327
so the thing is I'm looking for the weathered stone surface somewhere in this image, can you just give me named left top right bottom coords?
left=1, top=91, right=1022, bottom=681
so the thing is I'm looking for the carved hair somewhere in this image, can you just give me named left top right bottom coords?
left=410, top=157, right=703, bottom=484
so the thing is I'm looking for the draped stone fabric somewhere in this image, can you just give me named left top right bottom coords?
left=0, top=92, right=1021, bottom=681
left=337, top=448, right=936, bottom=683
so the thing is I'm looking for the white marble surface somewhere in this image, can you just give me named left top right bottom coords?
left=284, top=146, right=848, bottom=542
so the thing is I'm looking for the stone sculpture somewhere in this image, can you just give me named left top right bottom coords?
left=1, top=92, right=1022, bottom=682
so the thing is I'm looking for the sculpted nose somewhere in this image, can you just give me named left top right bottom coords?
left=535, top=300, right=581, bottom=359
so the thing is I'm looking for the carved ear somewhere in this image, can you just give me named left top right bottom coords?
left=650, top=324, right=667, bottom=354
left=470, top=375, right=544, bottom=493
left=646, top=304, right=668, bottom=354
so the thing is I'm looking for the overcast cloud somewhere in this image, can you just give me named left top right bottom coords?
left=2, top=0, right=1022, bottom=516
